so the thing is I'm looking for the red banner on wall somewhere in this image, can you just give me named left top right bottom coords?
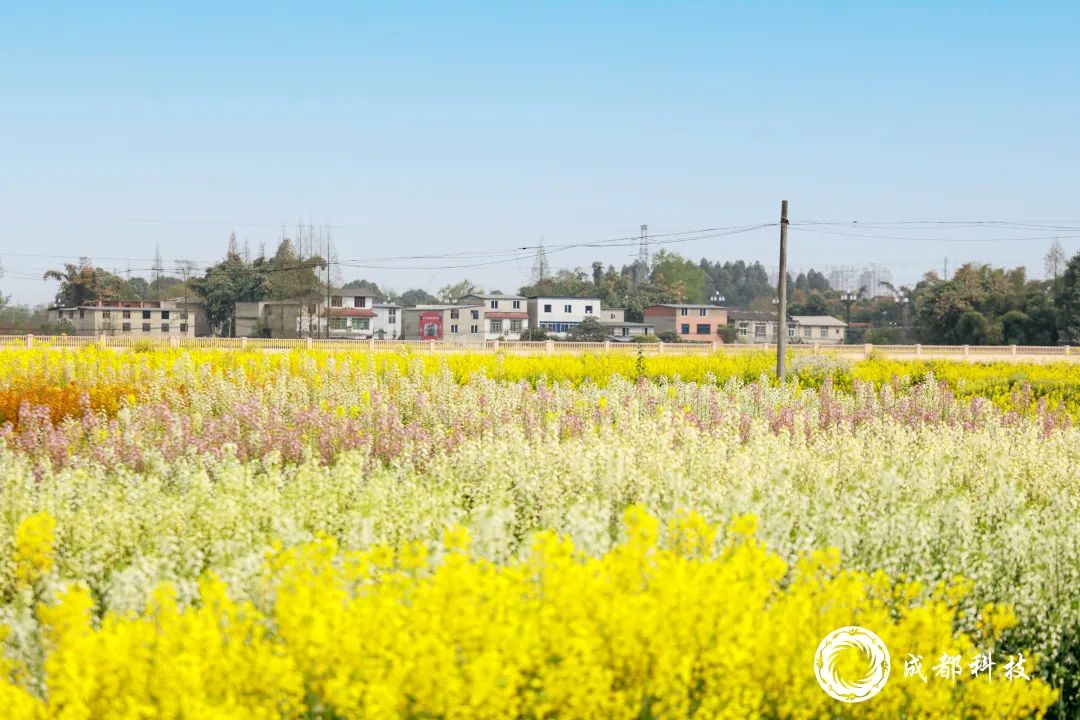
left=419, top=311, right=442, bottom=340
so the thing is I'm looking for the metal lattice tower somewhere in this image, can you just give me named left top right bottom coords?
left=637, top=224, right=650, bottom=269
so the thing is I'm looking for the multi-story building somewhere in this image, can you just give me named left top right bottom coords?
left=791, top=315, right=847, bottom=344
left=643, top=304, right=728, bottom=342
left=321, top=289, right=379, bottom=338
left=372, top=302, right=401, bottom=339
left=461, top=294, right=529, bottom=339
left=48, top=300, right=198, bottom=337
left=402, top=303, right=486, bottom=341
left=728, top=310, right=794, bottom=343
left=526, top=296, right=603, bottom=337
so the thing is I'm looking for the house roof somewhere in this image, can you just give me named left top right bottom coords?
left=409, top=304, right=482, bottom=311
left=526, top=296, right=603, bottom=301
left=728, top=310, right=787, bottom=322
left=791, top=315, right=847, bottom=327
left=322, top=308, right=376, bottom=318
left=463, top=293, right=526, bottom=301
left=599, top=320, right=654, bottom=328
left=485, top=311, right=529, bottom=319
left=646, top=304, right=727, bottom=310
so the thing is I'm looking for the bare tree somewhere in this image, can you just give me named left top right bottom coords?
left=1045, top=239, right=1067, bottom=281
left=175, top=258, right=198, bottom=334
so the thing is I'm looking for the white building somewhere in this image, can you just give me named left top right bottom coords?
left=461, top=294, right=529, bottom=339
left=48, top=300, right=198, bottom=337
left=322, top=289, right=379, bottom=338
left=791, top=315, right=847, bottom=344
left=526, top=296, right=604, bottom=337
left=372, top=302, right=402, bottom=339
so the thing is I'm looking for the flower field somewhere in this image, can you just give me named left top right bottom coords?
left=1, top=346, right=1079, bottom=718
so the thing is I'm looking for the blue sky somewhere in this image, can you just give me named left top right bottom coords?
left=2, top=2, right=1079, bottom=304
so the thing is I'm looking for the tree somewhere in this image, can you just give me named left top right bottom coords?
left=1046, top=240, right=1067, bottom=282
left=1057, top=253, right=1080, bottom=344
left=568, top=316, right=608, bottom=342
left=519, top=327, right=548, bottom=341
left=399, top=289, right=438, bottom=307
left=650, top=251, right=707, bottom=303
left=342, top=278, right=384, bottom=296
left=192, top=245, right=272, bottom=336
left=0, top=261, right=7, bottom=316
left=437, top=279, right=478, bottom=303
left=43, top=259, right=118, bottom=306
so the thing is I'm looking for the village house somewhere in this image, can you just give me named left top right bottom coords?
left=791, top=315, right=847, bottom=344
left=48, top=299, right=200, bottom=337
left=526, top=296, right=604, bottom=338
left=728, top=310, right=793, bottom=343
left=401, top=302, right=486, bottom=341
left=461, top=294, right=529, bottom=339
left=643, top=304, right=728, bottom=341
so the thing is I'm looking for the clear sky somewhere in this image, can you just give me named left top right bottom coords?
left=2, top=1, right=1079, bottom=304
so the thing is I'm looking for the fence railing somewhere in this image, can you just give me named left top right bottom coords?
left=0, top=334, right=1074, bottom=360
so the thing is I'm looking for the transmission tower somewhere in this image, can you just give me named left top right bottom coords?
left=531, top=237, right=550, bottom=283
left=637, top=224, right=650, bottom=269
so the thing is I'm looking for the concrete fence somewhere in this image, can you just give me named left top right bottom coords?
left=0, top=335, right=1074, bottom=361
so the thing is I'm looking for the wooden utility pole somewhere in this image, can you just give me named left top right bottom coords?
left=325, top=229, right=332, bottom=339
left=777, top=200, right=789, bottom=380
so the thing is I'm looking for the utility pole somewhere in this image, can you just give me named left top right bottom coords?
left=777, top=200, right=789, bottom=380
left=943, top=257, right=949, bottom=280
left=325, top=229, right=332, bottom=339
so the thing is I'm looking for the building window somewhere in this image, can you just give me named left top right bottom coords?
left=680, top=308, right=688, bottom=316
left=161, top=310, right=170, bottom=320
left=820, top=327, right=828, bottom=338
left=142, top=310, right=151, bottom=319
left=510, top=319, right=522, bottom=332
left=584, top=305, right=593, bottom=314
left=122, top=322, right=131, bottom=332
left=388, top=309, right=397, bottom=323
left=621, top=327, right=629, bottom=337
left=331, top=296, right=342, bottom=307
left=102, top=310, right=111, bottom=318
left=142, top=323, right=151, bottom=332
left=161, top=323, right=170, bottom=333
left=353, top=296, right=366, bottom=308
left=564, top=304, right=572, bottom=313
left=754, top=323, right=766, bottom=338
left=543, top=304, right=552, bottom=313
left=680, top=323, right=690, bottom=334
left=737, top=322, right=748, bottom=337
left=180, top=323, right=188, bottom=333
left=470, top=324, right=479, bottom=333
left=512, top=300, right=520, bottom=309
left=450, top=309, right=460, bottom=319
left=789, top=326, right=795, bottom=338
left=490, top=300, right=499, bottom=309
left=78, top=309, right=85, bottom=319
left=123, top=310, right=131, bottom=319
left=490, top=319, right=503, bottom=332
left=330, top=318, right=348, bottom=330
left=696, top=324, right=710, bottom=335
left=803, top=327, right=812, bottom=337
left=699, top=308, right=707, bottom=316
left=356, top=318, right=370, bottom=330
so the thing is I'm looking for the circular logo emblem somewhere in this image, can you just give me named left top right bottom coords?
left=814, top=626, right=891, bottom=703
